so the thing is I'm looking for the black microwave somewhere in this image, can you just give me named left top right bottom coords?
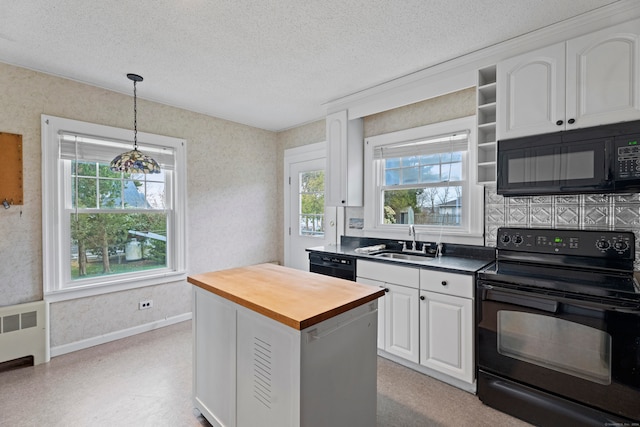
left=497, top=120, right=640, bottom=196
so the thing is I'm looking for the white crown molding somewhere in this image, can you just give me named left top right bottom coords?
left=325, top=0, right=640, bottom=119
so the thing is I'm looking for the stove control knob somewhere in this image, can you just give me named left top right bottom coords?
left=614, top=241, right=628, bottom=251
left=513, top=235, right=523, bottom=245
left=596, top=240, right=610, bottom=250
left=500, top=235, right=511, bottom=244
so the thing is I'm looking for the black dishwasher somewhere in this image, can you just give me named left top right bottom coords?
left=308, top=252, right=356, bottom=281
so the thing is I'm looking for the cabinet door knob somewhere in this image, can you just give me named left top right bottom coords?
left=441, top=281, right=447, bottom=286
left=420, top=295, right=425, bottom=301
left=341, top=200, right=346, bottom=204
left=384, top=288, right=390, bottom=293
left=568, top=118, right=575, bottom=124
left=556, top=120, right=563, bottom=126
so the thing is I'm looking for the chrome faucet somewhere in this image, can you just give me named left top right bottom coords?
left=409, top=225, right=417, bottom=251
left=436, top=242, right=444, bottom=258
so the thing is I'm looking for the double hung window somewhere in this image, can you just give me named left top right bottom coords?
left=364, top=116, right=482, bottom=241
left=42, top=115, right=187, bottom=299
left=376, top=134, right=466, bottom=227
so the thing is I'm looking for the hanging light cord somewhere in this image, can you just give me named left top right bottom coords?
left=436, top=135, right=455, bottom=257
left=74, top=135, right=79, bottom=225
left=133, top=79, right=138, bottom=151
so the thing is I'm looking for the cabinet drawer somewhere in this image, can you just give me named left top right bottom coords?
left=420, top=270, right=473, bottom=299
left=357, top=260, right=419, bottom=288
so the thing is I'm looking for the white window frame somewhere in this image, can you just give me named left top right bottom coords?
left=364, top=116, right=483, bottom=245
left=41, top=115, right=187, bottom=302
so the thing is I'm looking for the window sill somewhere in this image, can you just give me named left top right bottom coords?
left=44, top=270, right=188, bottom=303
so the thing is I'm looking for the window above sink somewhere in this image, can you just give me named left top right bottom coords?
left=363, top=116, right=484, bottom=245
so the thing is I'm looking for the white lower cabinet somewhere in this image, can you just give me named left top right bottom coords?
left=358, top=259, right=476, bottom=390
left=357, top=260, right=420, bottom=364
left=355, top=277, right=387, bottom=350
left=193, top=286, right=379, bottom=427
left=386, top=283, right=420, bottom=363
left=419, top=290, right=473, bottom=384
left=420, top=270, right=474, bottom=385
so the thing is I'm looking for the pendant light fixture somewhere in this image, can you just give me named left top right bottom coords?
left=109, top=73, right=161, bottom=174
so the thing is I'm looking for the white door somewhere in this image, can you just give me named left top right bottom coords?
left=357, top=276, right=387, bottom=349
left=419, top=291, right=473, bottom=384
left=385, top=283, right=420, bottom=363
left=284, top=143, right=337, bottom=270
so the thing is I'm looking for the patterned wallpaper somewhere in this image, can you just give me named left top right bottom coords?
left=484, top=185, right=640, bottom=269
left=363, top=87, right=476, bottom=138
left=0, top=62, right=279, bottom=349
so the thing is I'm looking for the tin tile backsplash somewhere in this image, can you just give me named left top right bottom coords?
left=484, top=186, right=640, bottom=269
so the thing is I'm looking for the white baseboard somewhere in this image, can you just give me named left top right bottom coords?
left=50, top=312, right=192, bottom=358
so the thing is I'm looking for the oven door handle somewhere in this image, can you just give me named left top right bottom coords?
left=479, top=284, right=559, bottom=313
left=479, top=283, right=640, bottom=314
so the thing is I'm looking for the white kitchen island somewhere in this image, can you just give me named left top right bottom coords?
left=188, top=263, right=384, bottom=427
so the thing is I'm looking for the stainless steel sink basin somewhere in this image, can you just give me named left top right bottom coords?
left=373, top=252, right=433, bottom=262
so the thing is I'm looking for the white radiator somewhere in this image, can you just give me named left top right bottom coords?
left=0, top=301, right=48, bottom=365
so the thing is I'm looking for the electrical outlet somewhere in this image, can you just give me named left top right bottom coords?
left=138, top=300, right=153, bottom=310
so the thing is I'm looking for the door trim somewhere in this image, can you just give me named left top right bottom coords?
left=284, top=142, right=327, bottom=268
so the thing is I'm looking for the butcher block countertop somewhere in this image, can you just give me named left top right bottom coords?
left=188, top=263, right=385, bottom=330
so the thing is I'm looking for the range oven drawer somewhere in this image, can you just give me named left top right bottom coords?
left=477, top=370, right=633, bottom=426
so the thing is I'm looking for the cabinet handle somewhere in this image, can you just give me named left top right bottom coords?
left=441, top=281, right=447, bottom=286
left=568, top=118, right=575, bottom=124
left=556, top=120, right=563, bottom=126
left=420, top=295, right=425, bottom=301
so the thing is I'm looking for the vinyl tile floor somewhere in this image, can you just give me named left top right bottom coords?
left=0, top=320, right=531, bottom=427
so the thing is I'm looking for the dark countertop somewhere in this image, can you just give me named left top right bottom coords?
left=307, top=237, right=495, bottom=275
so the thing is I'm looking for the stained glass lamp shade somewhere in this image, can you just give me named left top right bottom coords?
left=110, top=148, right=160, bottom=174
left=110, top=73, right=161, bottom=174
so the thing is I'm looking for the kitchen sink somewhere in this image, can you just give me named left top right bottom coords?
left=373, top=251, right=434, bottom=262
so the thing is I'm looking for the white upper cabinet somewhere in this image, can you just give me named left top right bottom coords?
left=566, top=19, right=640, bottom=129
left=498, top=18, right=640, bottom=140
left=498, top=43, right=566, bottom=139
left=326, top=110, right=364, bottom=206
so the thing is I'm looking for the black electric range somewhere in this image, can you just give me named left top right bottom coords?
left=476, top=227, right=640, bottom=426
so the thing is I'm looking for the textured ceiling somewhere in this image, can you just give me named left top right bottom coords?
left=0, top=0, right=620, bottom=131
